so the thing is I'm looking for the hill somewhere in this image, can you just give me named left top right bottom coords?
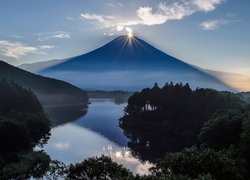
left=0, top=61, right=88, bottom=105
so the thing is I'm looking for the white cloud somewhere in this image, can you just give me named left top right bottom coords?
left=80, top=0, right=224, bottom=30
left=200, top=20, right=220, bottom=30
left=39, top=45, right=56, bottom=49
left=0, top=40, right=57, bottom=59
left=65, top=16, right=75, bottom=21
left=80, top=13, right=114, bottom=27
left=0, top=40, right=38, bottom=59
left=192, top=0, right=223, bottom=12
left=117, top=25, right=124, bottom=31
left=104, top=32, right=114, bottom=36
left=200, top=19, right=227, bottom=30
left=107, top=2, right=123, bottom=8
left=52, top=33, right=71, bottom=39
left=125, top=27, right=133, bottom=33
left=38, top=31, right=71, bottom=41
left=136, top=6, right=168, bottom=25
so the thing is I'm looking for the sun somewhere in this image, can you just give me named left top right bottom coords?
left=127, top=32, right=134, bottom=39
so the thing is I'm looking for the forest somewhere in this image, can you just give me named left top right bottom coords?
left=120, top=82, right=245, bottom=160
left=1, top=80, right=250, bottom=179
left=119, top=83, right=250, bottom=179
left=0, top=79, right=51, bottom=179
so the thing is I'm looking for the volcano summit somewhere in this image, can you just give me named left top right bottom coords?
left=30, top=36, right=232, bottom=91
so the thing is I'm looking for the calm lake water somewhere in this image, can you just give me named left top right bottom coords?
left=41, top=99, right=152, bottom=175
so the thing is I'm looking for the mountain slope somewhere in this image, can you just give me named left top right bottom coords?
left=19, top=58, right=68, bottom=73
left=0, top=61, right=88, bottom=105
left=39, top=36, right=233, bottom=91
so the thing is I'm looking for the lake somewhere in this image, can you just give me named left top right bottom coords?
left=41, top=99, right=152, bottom=175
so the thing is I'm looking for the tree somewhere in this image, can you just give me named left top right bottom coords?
left=120, top=83, right=245, bottom=161
left=67, top=155, right=134, bottom=180
left=0, top=79, right=52, bottom=178
left=0, top=117, right=30, bottom=153
left=239, top=111, right=250, bottom=168
left=150, top=146, right=247, bottom=180
left=0, top=79, right=43, bottom=114
left=198, top=110, right=245, bottom=150
left=0, top=151, right=51, bottom=179
left=19, top=113, right=51, bottom=147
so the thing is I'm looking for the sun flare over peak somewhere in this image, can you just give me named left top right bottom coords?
left=127, top=32, right=134, bottom=39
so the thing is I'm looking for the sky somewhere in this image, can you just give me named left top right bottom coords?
left=0, top=0, right=249, bottom=90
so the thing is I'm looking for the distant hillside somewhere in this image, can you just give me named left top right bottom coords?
left=19, top=58, right=68, bottom=73
left=0, top=61, right=88, bottom=106
left=87, top=90, right=133, bottom=104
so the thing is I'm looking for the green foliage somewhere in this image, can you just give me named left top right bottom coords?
left=138, top=173, right=215, bottom=180
left=0, top=79, right=43, bottom=114
left=0, top=113, right=51, bottom=153
left=239, top=92, right=250, bottom=104
left=67, top=155, right=134, bottom=180
left=43, top=160, right=68, bottom=180
left=239, top=112, right=250, bottom=167
left=150, top=146, right=247, bottom=180
left=120, top=82, right=244, bottom=161
left=8, top=111, right=51, bottom=147
left=198, top=110, right=245, bottom=150
left=246, top=104, right=250, bottom=111
left=0, top=79, right=52, bottom=178
left=198, top=109, right=250, bottom=170
left=0, top=117, right=30, bottom=153
left=0, top=151, right=51, bottom=179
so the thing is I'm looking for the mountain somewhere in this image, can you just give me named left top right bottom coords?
left=0, top=61, right=88, bottom=106
left=19, top=58, right=68, bottom=73
left=27, top=35, right=234, bottom=91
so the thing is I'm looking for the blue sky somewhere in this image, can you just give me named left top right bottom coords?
left=0, top=0, right=249, bottom=89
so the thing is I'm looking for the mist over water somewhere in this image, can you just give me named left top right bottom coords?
left=42, top=70, right=232, bottom=91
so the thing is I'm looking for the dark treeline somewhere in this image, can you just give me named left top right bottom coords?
left=0, top=79, right=51, bottom=179
left=120, top=82, right=245, bottom=161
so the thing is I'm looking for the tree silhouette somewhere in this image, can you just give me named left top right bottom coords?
left=120, top=82, right=245, bottom=161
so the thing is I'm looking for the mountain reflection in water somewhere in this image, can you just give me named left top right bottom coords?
left=42, top=98, right=153, bottom=175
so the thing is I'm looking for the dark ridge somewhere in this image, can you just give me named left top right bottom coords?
left=0, top=61, right=88, bottom=105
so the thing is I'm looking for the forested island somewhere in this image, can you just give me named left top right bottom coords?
left=120, top=83, right=250, bottom=179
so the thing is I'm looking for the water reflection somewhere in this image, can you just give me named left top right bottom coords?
left=44, top=104, right=88, bottom=127
left=42, top=99, right=152, bottom=175
left=74, top=99, right=128, bottom=146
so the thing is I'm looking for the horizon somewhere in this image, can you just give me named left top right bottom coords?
left=0, top=0, right=249, bottom=91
